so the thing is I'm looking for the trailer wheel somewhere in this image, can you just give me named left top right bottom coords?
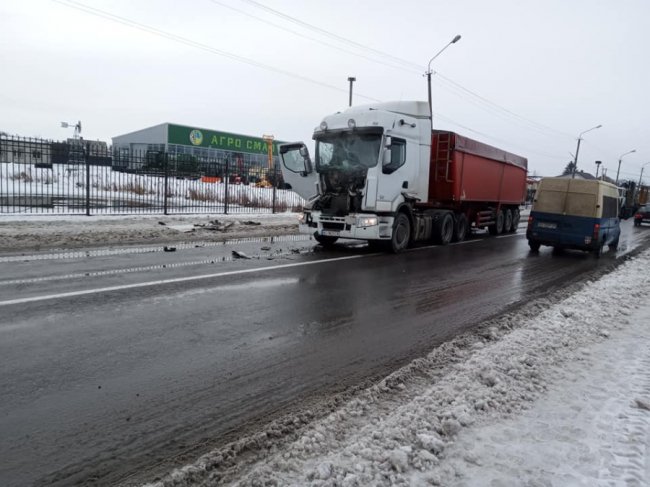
left=435, top=212, right=454, bottom=245
left=504, top=209, right=513, bottom=233
left=453, top=214, right=468, bottom=242
left=489, top=210, right=505, bottom=235
left=389, top=213, right=411, bottom=253
left=314, top=234, right=339, bottom=247
left=510, top=208, right=521, bottom=233
left=528, top=240, right=541, bottom=252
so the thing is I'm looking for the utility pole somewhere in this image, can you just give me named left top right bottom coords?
left=595, top=160, right=602, bottom=179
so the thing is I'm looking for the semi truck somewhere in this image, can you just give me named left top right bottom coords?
left=279, top=101, right=527, bottom=252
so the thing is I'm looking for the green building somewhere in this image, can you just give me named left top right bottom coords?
left=111, top=123, right=285, bottom=175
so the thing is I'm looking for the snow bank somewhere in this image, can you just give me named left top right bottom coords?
left=0, top=213, right=300, bottom=252
left=146, top=250, right=650, bottom=486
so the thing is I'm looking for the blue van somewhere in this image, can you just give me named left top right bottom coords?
left=526, top=178, right=621, bottom=257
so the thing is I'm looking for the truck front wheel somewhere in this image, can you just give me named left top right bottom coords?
left=389, top=213, right=411, bottom=253
left=314, top=234, right=339, bottom=247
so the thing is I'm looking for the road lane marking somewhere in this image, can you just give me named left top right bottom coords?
left=0, top=254, right=364, bottom=307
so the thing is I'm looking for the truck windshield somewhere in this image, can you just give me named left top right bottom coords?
left=315, top=131, right=382, bottom=171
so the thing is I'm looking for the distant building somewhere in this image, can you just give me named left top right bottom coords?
left=0, top=137, right=52, bottom=165
left=111, top=124, right=285, bottom=176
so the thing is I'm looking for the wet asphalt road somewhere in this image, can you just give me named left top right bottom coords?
left=1, top=221, right=649, bottom=486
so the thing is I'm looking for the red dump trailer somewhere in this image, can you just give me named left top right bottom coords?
left=419, top=130, right=528, bottom=236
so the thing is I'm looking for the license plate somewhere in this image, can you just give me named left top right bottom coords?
left=321, top=230, right=340, bottom=236
left=538, top=222, right=557, bottom=229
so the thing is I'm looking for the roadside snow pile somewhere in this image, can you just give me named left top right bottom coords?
left=147, top=251, right=650, bottom=487
left=0, top=213, right=299, bottom=252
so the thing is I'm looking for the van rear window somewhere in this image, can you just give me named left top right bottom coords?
left=602, top=196, right=619, bottom=218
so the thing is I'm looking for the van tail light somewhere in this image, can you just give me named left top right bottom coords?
left=593, top=223, right=600, bottom=240
left=527, top=215, right=533, bottom=230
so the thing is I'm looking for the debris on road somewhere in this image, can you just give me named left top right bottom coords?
left=241, top=221, right=262, bottom=226
left=232, top=250, right=251, bottom=259
left=163, top=246, right=176, bottom=252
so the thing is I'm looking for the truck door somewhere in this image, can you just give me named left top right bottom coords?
left=374, top=132, right=420, bottom=211
left=279, top=142, right=319, bottom=200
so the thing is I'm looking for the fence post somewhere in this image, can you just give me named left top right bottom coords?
left=224, top=157, right=229, bottom=215
left=85, top=147, right=91, bottom=216
left=272, top=164, right=278, bottom=214
left=163, top=153, right=169, bottom=215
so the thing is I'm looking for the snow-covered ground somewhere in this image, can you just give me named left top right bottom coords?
left=148, top=249, right=650, bottom=487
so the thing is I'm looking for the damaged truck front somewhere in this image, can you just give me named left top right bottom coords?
left=280, top=101, right=527, bottom=253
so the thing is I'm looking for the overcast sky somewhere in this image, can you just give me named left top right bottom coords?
left=1, top=0, right=648, bottom=179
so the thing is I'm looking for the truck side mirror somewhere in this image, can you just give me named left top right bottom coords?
left=384, top=136, right=392, bottom=148
left=299, top=146, right=313, bottom=174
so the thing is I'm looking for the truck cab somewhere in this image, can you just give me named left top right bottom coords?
left=280, top=101, right=432, bottom=252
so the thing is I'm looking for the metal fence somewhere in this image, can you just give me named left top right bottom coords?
left=0, top=136, right=304, bottom=215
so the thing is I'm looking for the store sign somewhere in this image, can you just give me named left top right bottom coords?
left=168, top=124, right=281, bottom=155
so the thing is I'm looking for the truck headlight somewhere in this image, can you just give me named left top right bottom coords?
left=357, top=216, right=378, bottom=227
left=298, top=212, right=308, bottom=224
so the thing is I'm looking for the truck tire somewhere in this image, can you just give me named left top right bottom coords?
left=489, top=210, right=504, bottom=235
left=314, top=234, right=338, bottom=247
left=389, top=213, right=411, bottom=253
left=504, top=209, right=513, bottom=233
left=435, top=212, right=454, bottom=245
left=453, top=213, right=469, bottom=242
left=510, top=208, right=521, bottom=233
left=528, top=240, right=541, bottom=252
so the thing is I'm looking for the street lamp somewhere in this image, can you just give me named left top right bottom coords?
left=571, top=124, right=602, bottom=178
left=615, top=149, right=636, bottom=185
left=347, top=77, right=356, bottom=107
left=425, top=34, right=461, bottom=121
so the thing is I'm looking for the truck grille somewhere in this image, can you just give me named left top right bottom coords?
left=322, top=221, right=345, bottom=231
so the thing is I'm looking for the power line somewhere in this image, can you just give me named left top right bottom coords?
left=208, top=0, right=420, bottom=75
left=238, top=0, right=424, bottom=71
left=238, top=1, right=583, bottom=145
left=435, top=113, right=567, bottom=161
left=434, top=72, right=575, bottom=139
left=53, top=0, right=382, bottom=102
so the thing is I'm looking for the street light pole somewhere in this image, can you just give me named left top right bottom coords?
left=571, top=124, right=602, bottom=178
left=347, top=77, right=356, bottom=107
left=595, top=160, right=602, bottom=178
left=615, top=149, right=636, bottom=185
left=425, top=34, right=461, bottom=122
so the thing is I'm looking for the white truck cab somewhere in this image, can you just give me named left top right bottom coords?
left=280, top=101, right=432, bottom=252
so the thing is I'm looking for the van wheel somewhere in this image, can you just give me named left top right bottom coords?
left=390, top=213, right=411, bottom=253
left=510, top=208, right=520, bottom=233
left=528, top=240, right=541, bottom=252
left=453, top=214, right=468, bottom=242
left=435, top=212, right=454, bottom=245
left=610, top=237, right=619, bottom=250
left=504, top=209, right=513, bottom=233
left=594, top=241, right=604, bottom=258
